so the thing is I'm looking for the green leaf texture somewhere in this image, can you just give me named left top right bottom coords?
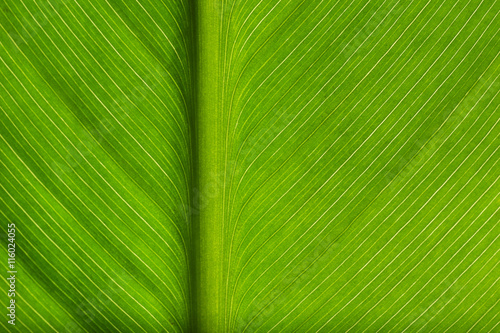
left=1, top=0, right=499, bottom=332
left=0, top=0, right=194, bottom=331
left=196, top=0, right=499, bottom=331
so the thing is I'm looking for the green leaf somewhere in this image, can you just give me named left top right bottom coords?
left=0, top=0, right=194, bottom=331
left=1, top=0, right=499, bottom=332
left=196, top=1, right=500, bottom=331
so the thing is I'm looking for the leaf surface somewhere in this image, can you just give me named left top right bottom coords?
left=0, top=0, right=194, bottom=331
left=196, top=0, right=500, bottom=331
left=1, top=0, right=499, bottom=332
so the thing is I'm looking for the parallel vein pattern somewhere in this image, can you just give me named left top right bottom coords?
left=198, top=0, right=500, bottom=331
left=0, top=0, right=193, bottom=331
